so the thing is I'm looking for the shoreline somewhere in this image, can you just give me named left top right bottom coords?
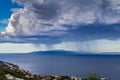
left=0, top=60, right=109, bottom=80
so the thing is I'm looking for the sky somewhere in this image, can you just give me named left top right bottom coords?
left=1, top=0, right=120, bottom=53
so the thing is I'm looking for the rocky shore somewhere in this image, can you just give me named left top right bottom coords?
left=0, top=61, right=108, bottom=80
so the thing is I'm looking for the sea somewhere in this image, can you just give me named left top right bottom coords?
left=0, top=53, right=120, bottom=80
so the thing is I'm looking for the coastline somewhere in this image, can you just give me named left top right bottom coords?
left=0, top=60, right=108, bottom=80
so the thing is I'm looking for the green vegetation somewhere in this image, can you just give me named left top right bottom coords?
left=0, top=65, right=27, bottom=80
left=0, top=61, right=31, bottom=80
left=0, top=69, right=7, bottom=80
left=82, top=73, right=101, bottom=80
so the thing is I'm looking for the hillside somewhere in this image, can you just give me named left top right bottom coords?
left=0, top=61, right=80, bottom=80
left=0, top=61, right=108, bottom=80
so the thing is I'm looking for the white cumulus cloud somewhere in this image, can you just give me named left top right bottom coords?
left=0, top=0, right=120, bottom=44
left=6, top=0, right=120, bottom=35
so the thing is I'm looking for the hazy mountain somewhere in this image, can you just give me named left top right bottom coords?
left=30, top=50, right=120, bottom=56
left=30, top=50, right=80, bottom=55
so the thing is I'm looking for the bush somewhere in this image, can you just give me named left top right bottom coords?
left=82, top=73, right=101, bottom=80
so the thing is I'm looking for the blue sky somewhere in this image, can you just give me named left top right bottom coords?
left=0, top=0, right=21, bottom=31
left=1, top=0, right=120, bottom=53
left=0, top=0, right=12, bottom=31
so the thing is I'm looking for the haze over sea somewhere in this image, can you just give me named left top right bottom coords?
left=0, top=51, right=120, bottom=80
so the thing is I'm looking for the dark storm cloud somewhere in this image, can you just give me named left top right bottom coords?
left=1, top=0, right=120, bottom=44
left=64, top=24, right=120, bottom=41
left=32, top=1, right=60, bottom=20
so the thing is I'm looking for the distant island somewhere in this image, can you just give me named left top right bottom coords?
left=30, top=50, right=78, bottom=55
left=0, top=60, right=108, bottom=80
left=30, top=50, right=120, bottom=56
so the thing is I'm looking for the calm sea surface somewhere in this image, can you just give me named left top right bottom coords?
left=0, top=53, right=120, bottom=80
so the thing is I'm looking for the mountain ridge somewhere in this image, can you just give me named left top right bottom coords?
left=30, top=50, right=120, bottom=56
left=30, top=50, right=78, bottom=55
